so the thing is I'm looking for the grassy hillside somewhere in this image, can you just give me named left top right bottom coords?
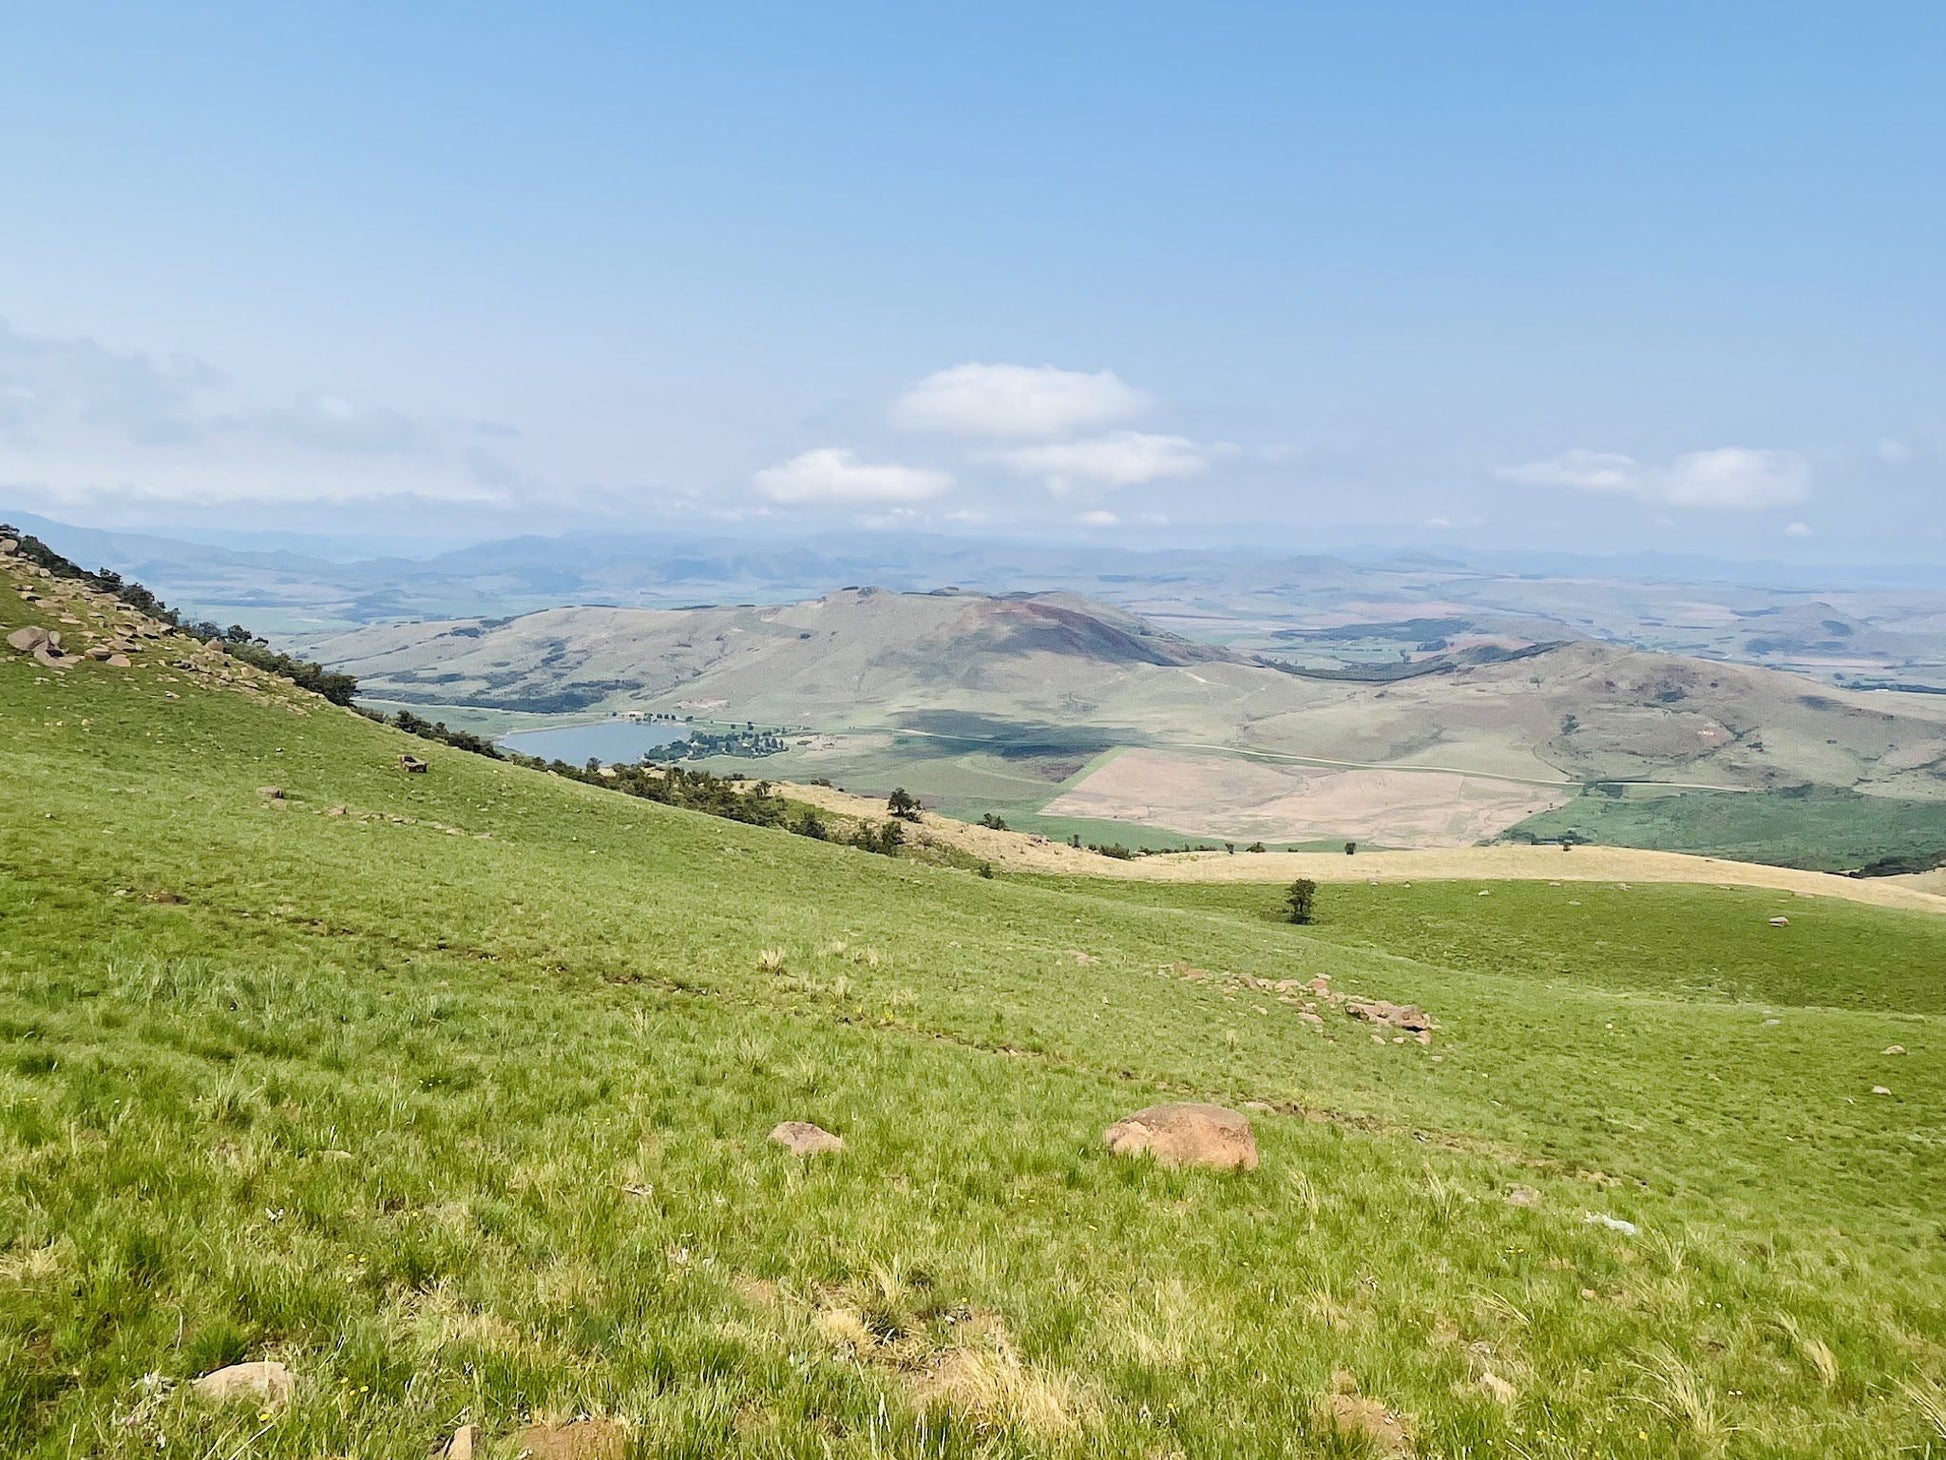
left=4, top=557, right=1946, bottom=1457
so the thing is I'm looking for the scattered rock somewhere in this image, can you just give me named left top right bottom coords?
left=512, top=1418, right=627, bottom=1460
left=1344, top=999, right=1436, bottom=1036
left=1872, top=1085, right=1892, bottom=1096
left=257, top=786, right=284, bottom=800
left=445, top=1423, right=479, bottom=1459
left=0, top=537, right=16, bottom=553
left=1885, top=1045, right=1906, bottom=1056
left=104, top=653, right=131, bottom=668
left=325, top=804, right=348, bottom=817
left=1103, top=1101, right=1259, bottom=1170
left=1769, top=916, right=1790, bottom=927
left=400, top=754, right=429, bottom=773
left=191, top=1360, right=293, bottom=1405
left=1504, top=1184, right=1541, bottom=1208
left=1584, top=1212, right=1638, bottom=1236
left=7, top=625, right=49, bottom=653
left=770, top=1120, right=843, bottom=1156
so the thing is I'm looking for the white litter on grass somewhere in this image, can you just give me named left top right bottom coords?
left=1584, top=1212, right=1639, bottom=1236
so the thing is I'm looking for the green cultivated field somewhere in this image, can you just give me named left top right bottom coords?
left=1504, top=783, right=1946, bottom=874
left=4, top=581, right=1946, bottom=1456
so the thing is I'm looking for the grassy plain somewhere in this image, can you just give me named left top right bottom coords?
left=3, top=566, right=1946, bottom=1457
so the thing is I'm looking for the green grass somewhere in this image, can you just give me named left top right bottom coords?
left=5, top=573, right=1946, bottom=1457
left=1504, top=784, right=1946, bottom=874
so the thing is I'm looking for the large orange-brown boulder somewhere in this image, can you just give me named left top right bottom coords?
left=1103, top=1102, right=1259, bottom=1170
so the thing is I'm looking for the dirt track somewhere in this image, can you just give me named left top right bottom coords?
left=778, top=781, right=1946, bottom=915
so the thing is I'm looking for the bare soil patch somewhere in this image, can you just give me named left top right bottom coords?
left=1041, top=748, right=1569, bottom=845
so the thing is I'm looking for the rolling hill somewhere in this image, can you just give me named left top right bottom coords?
left=5, top=525, right=1946, bottom=1458
left=310, top=588, right=1946, bottom=857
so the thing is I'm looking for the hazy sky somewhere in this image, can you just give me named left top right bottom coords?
left=2, top=3, right=1942, bottom=559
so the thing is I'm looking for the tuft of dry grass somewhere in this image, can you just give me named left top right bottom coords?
left=1772, top=1314, right=1840, bottom=1389
left=754, top=947, right=788, bottom=973
left=907, top=1318, right=1087, bottom=1439
left=1630, top=1345, right=1734, bottom=1446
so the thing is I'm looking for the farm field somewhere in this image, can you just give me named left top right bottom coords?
left=4, top=557, right=1946, bottom=1458
left=1502, top=783, right=1946, bottom=874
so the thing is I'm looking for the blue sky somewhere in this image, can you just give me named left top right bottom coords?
left=1, top=2, right=1941, bottom=559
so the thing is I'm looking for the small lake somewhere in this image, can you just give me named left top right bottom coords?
left=499, top=720, right=691, bottom=765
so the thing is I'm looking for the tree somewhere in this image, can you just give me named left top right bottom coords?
left=1246, top=841, right=1266, bottom=853
left=979, top=812, right=1009, bottom=831
left=887, top=787, right=920, bottom=821
left=1344, top=840, right=1358, bottom=856
left=1286, top=878, right=1318, bottom=925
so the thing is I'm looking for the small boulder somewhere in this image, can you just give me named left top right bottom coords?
left=6, top=625, right=49, bottom=653
left=325, top=805, right=349, bottom=817
left=770, top=1120, right=843, bottom=1156
left=1884, top=1045, right=1906, bottom=1056
left=1769, top=916, right=1790, bottom=927
left=0, top=537, right=17, bottom=553
left=445, top=1423, right=479, bottom=1459
left=105, top=654, right=131, bottom=668
left=1103, top=1102, right=1259, bottom=1170
left=258, top=786, right=284, bottom=800
left=191, top=1360, right=293, bottom=1405
left=400, top=754, right=429, bottom=773
left=1872, top=1085, right=1892, bottom=1096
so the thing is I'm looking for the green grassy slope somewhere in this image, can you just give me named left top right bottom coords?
left=4, top=573, right=1946, bottom=1457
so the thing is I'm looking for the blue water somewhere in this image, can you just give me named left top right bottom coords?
left=499, top=720, right=691, bottom=765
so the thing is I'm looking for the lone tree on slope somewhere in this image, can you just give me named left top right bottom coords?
left=887, top=787, right=920, bottom=821
left=1286, top=878, right=1318, bottom=925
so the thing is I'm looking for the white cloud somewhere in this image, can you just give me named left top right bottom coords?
left=1662, top=448, right=1810, bottom=508
left=1074, top=509, right=1119, bottom=527
left=1784, top=520, right=1814, bottom=538
left=891, top=362, right=1148, bottom=439
left=752, top=447, right=952, bottom=506
left=1879, top=437, right=1914, bottom=465
left=1498, top=446, right=1810, bottom=510
left=1497, top=449, right=1642, bottom=495
left=0, top=315, right=535, bottom=516
left=1000, top=431, right=1206, bottom=496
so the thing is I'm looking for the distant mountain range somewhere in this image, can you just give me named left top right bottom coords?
left=15, top=510, right=1946, bottom=691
